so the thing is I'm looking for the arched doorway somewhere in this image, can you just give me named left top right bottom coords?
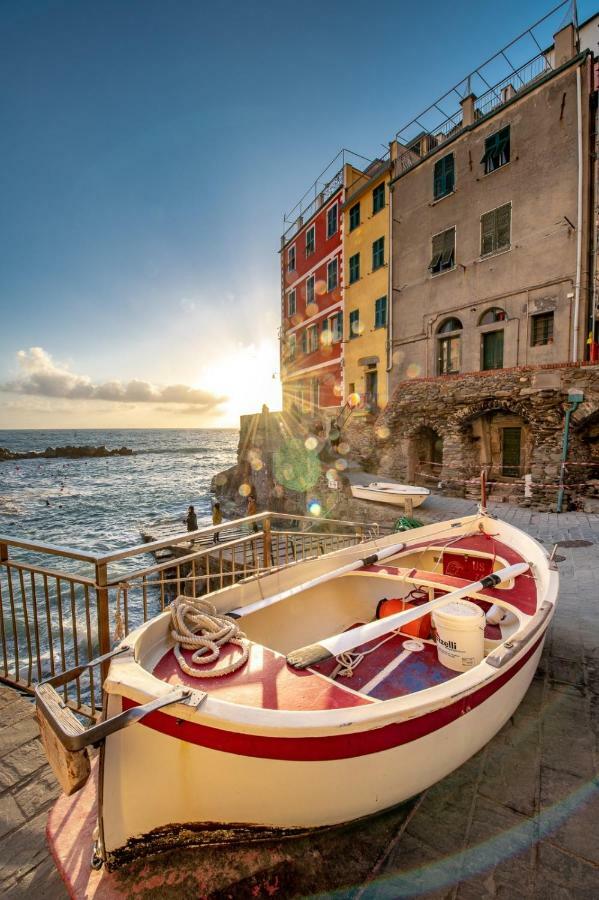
left=461, top=408, right=531, bottom=481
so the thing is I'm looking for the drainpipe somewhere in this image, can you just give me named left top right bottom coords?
left=571, top=64, right=583, bottom=362
left=556, top=389, right=584, bottom=513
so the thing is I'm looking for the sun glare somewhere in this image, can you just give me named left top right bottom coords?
left=199, top=340, right=282, bottom=426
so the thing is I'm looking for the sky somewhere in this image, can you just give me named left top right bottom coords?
left=0, top=0, right=594, bottom=429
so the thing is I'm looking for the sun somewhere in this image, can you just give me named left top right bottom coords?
left=198, top=340, right=282, bottom=426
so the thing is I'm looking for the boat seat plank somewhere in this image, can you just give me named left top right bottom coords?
left=153, top=642, right=371, bottom=711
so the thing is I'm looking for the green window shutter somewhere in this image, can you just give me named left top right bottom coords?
left=434, top=154, right=454, bottom=199
left=496, top=204, right=511, bottom=249
left=481, top=210, right=495, bottom=255
left=301, top=330, right=307, bottom=354
left=429, top=231, right=444, bottom=270
left=441, top=228, right=455, bottom=266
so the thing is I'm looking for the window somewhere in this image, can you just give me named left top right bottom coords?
left=307, top=323, right=319, bottom=353
left=349, top=253, right=360, bottom=284
left=287, top=289, right=296, bottom=317
left=433, top=153, right=454, bottom=200
left=327, top=204, right=338, bottom=238
left=429, top=227, right=455, bottom=274
left=372, top=237, right=385, bottom=271
left=479, top=307, right=506, bottom=325
left=288, top=245, right=296, bottom=272
left=437, top=318, right=462, bottom=374
left=310, top=378, right=320, bottom=410
left=374, top=296, right=387, bottom=329
left=349, top=202, right=360, bottom=231
left=502, top=427, right=521, bottom=477
left=305, top=225, right=315, bottom=256
left=306, top=275, right=315, bottom=306
left=327, top=258, right=338, bottom=292
left=481, top=126, right=510, bottom=174
left=531, top=312, right=554, bottom=346
left=288, top=333, right=297, bottom=361
left=482, top=330, right=504, bottom=370
left=372, top=183, right=385, bottom=214
left=301, top=329, right=308, bottom=354
left=349, top=309, right=360, bottom=338
left=332, top=312, right=343, bottom=342
left=481, top=203, right=511, bottom=256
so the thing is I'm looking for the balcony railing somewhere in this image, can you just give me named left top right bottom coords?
left=0, top=512, right=379, bottom=718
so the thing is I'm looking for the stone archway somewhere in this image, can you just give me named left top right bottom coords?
left=449, top=401, right=534, bottom=484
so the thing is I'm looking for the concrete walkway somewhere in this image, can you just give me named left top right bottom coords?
left=0, top=500, right=597, bottom=897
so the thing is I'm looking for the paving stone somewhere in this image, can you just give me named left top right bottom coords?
left=0, top=792, right=24, bottom=840
left=457, top=797, right=537, bottom=897
left=539, top=768, right=599, bottom=865
left=368, top=831, right=462, bottom=899
left=14, top=767, right=59, bottom=819
left=535, top=841, right=599, bottom=899
left=0, top=716, right=39, bottom=759
left=477, top=721, right=540, bottom=817
left=0, top=739, right=48, bottom=791
left=0, top=812, right=54, bottom=887
left=6, top=856, right=68, bottom=899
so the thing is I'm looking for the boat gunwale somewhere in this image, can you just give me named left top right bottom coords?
left=104, top=515, right=557, bottom=734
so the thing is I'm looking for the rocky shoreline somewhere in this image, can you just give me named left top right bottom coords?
left=0, top=445, right=134, bottom=461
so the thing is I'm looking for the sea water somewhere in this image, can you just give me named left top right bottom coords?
left=0, top=429, right=238, bottom=554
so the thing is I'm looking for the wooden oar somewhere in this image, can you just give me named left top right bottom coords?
left=227, top=540, right=407, bottom=619
left=286, top=562, right=530, bottom=669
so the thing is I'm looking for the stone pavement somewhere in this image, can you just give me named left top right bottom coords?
left=0, top=683, right=65, bottom=898
left=0, top=500, right=597, bottom=898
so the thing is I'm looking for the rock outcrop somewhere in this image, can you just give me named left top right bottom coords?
left=0, top=445, right=134, bottom=461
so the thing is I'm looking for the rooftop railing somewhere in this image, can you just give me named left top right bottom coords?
left=0, top=511, right=379, bottom=718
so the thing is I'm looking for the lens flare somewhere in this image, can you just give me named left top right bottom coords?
left=305, top=302, right=318, bottom=318
left=375, top=425, right=391, bottom=440
left=304, top=435, right=318, bottom=451
left=334, top=458, right=348, bottom=471
left=238, top=483, right=251, bottom=497
left=337, top=441, right=350, bottom=455
left=307, top=499, right=322, bottom=516
left=348, top=392, right=361, bottom=409
left=315, top=280, right=327, bottom=296
left=333, top=382, right=343, bottom=397
left=406, top=363, right=422, bottom=379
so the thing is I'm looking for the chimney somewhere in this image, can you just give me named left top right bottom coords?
left=553, top=23, right=576, bottom=66
left=460, top=93, right=476, bottom=127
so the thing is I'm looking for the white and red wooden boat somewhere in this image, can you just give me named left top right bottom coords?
left=36, top=510, right=557, bottom=870
left=351, top=481, right=430, bottom=507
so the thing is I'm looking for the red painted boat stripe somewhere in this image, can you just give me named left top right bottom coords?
left=122, top=636, right=543, bottom=761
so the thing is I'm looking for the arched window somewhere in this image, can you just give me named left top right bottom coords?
left=437, top=319, right=462, bottom=374
left=479, top=307, right=506, bottom=326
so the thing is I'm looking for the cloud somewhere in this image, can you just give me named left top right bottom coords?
left=3, top=348, right=226, bottom=411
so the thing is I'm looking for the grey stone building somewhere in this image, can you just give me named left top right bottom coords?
left=373, top=20, right=599, bottom=510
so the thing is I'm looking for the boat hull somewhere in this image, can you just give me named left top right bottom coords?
left=350, top=485, right=429, bottom=507
left=101, top=635, right=545, bottom=865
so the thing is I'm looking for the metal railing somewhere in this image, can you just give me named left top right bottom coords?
left=0, top=512, right=379, bottom=718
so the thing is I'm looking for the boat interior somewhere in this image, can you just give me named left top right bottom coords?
left=148, top=532, right=538, bottom=713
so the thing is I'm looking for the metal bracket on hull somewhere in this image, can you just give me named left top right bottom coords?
left=35, top=644, right=193, bottom=794
left=485, top=601, right=553, bottom=668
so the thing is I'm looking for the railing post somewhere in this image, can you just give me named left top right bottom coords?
left=263, top=517, right=272, bottom=570
left=95, top=560, right=111, bottom=679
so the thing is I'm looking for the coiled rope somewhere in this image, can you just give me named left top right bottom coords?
left=170, top=596, right=249, bottom=678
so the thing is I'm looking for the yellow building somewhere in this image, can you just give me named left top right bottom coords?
left=342, top=151, right=394, bottom=413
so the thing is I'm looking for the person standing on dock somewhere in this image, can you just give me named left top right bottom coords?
left=247, top=492, right=258, bottom=532
left=185, top=505, right=198, bottom=532
left=212, top=502, right=222, bottom=543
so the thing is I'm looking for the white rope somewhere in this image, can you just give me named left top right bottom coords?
left=332, top=631, right=401, bottom=679
left=170, top=595, right=249, bottom=678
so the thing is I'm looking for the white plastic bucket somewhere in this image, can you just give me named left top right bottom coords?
left=433, top=599, right=485, bottom=672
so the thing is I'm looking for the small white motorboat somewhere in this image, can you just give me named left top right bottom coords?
left=351, top=480, right=430, bottom=507
left=36, top=510, right=557, bottom=871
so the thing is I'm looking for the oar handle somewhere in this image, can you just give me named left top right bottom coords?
left=229, top=540, right=406, bottom=619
